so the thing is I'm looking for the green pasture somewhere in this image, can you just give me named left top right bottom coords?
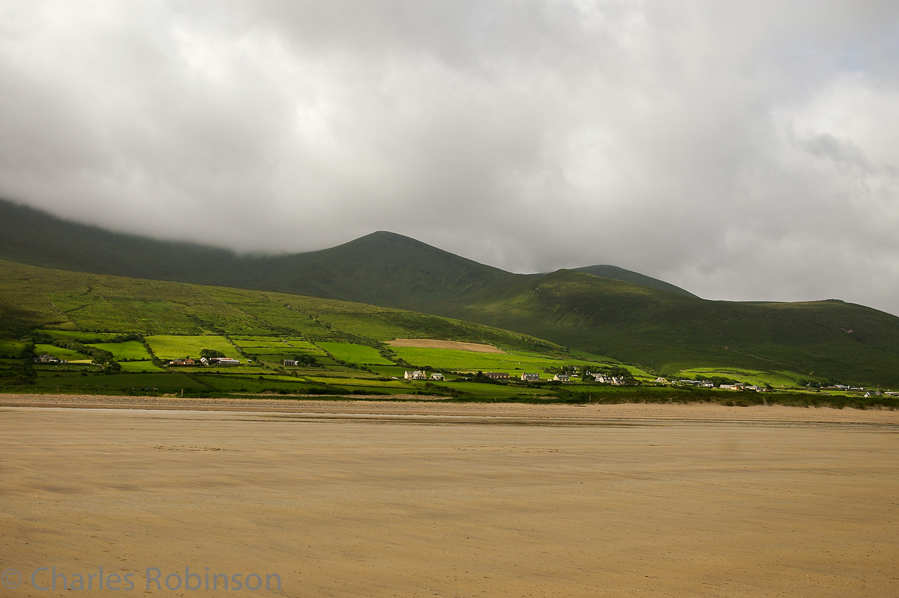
left=318, top=342, right=395, bottom=365
left=0, top=338, right=26, bottom=357
left=315, top=314, right=411, bottom=341
left=389, top=346, right=600, bottom=373
left=88, top=341, right=151, bottom=361
left=231, top=337, right=296, bottom=350
left=33, top=371, right=205, bottom=392
left=33, top=343, right=91, bottom=361
left=366, top=365, right=413, bottom=378
left=674, top=367, right=804, bottom=387
left=42, top=330, right=121, bottom=342
left=145, top=335, right=236, bottom=360
left=119, top=360, right=165, bottom=372
left=233, top=336, right=326, bottom=354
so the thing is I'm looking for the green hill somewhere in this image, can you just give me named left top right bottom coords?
left=0, top=258, right=556, bottom=354
left=4, top=198, right=899, bottom=387
left=447, top=270, right=899, bottom=386
left=0, top=199, right=680, bottom=305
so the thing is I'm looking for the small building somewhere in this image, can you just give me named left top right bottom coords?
left=33, top=354, right=65, bottom=364
left=484, top=372, right=509, bottom=380
left=552, top=374, right=570, bottom=382
left=430, top=373, right=445, bottom=381
left=211, top=357, right=240, bottom=366
left=282, top=359, right=298, bottom=367
left=521, top=373, right=540, bottom=382
left=404, top=370, right=427, bottom=380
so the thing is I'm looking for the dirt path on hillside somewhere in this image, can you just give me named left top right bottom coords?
left=389, top=338, right=504, bottom=352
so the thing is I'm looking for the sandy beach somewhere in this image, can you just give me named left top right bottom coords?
left=1, top=395, right=897, bottom=596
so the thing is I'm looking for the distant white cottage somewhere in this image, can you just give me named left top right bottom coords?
left=404, top=370, right=427, bottom=380
left=521, top=373, right=540, bottom=382
left=430, top=373, right=445, bottom=381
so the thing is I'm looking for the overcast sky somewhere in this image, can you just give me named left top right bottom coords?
left=1, top=1, right=898, bottom=314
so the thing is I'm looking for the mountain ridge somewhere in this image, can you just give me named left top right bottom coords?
left=4, top=198, right=899, bottom=385
left=0, top=198, right=694, bottom=300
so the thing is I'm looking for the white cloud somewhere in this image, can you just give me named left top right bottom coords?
left=0, top=0, right=897, bottom=313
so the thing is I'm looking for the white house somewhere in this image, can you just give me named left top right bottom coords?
left=521, top=373, right=540, bottom=382
left=404, top=370, right=427, bottom=380
left=430, top=373, right=445, bottom=381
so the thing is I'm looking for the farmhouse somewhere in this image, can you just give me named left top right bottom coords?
left=404, top=370, right=427, bottom=380
left=282, top=359, right=298, bottom=366
left=33, top=354, right=66, bottom=364
left=552, top=373, right=570, bottom=382
left=430, top=373, right=445, bottom=381
left=521, top=373, right=540, bottom=382
left=484, top=372, right=509, bottom=380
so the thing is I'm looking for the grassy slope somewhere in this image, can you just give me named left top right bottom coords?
left=570, top=265, right=697, bottom=297
left=0, top=258, right=564, bottom=356
left=451, top=270, right=899, bottom=386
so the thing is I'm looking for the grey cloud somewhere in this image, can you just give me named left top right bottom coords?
left=0, top=0, right=898, bottom=314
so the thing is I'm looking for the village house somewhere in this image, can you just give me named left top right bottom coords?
left=521, top=373, right=540, bottom=382
left=484, top=372, right=509, bottom=380
left=552, top=373, right=570, bottom=382
left=282, top=359, right=298, bottom=366
left=430, top=373, right=445, bottom=381
left=404, top=370, right=427, bottom=380
left=719, top=383, right=745, bottom=391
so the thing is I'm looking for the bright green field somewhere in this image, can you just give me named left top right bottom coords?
left=119, top=360, right=165, bottom=372
left=389, top=346, right=601, bottom=373
left=675, top=367, right=804, bottom=387
left=88, top=341, right=152, bottom=360
left=318, top=342, right=395, bottom=365
left=145, top=335, right=236, bottom=360
left=233, top=336, right=326, bottom=355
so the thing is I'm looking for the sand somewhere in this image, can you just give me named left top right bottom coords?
left=1, top=396, right=897, bottom=597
